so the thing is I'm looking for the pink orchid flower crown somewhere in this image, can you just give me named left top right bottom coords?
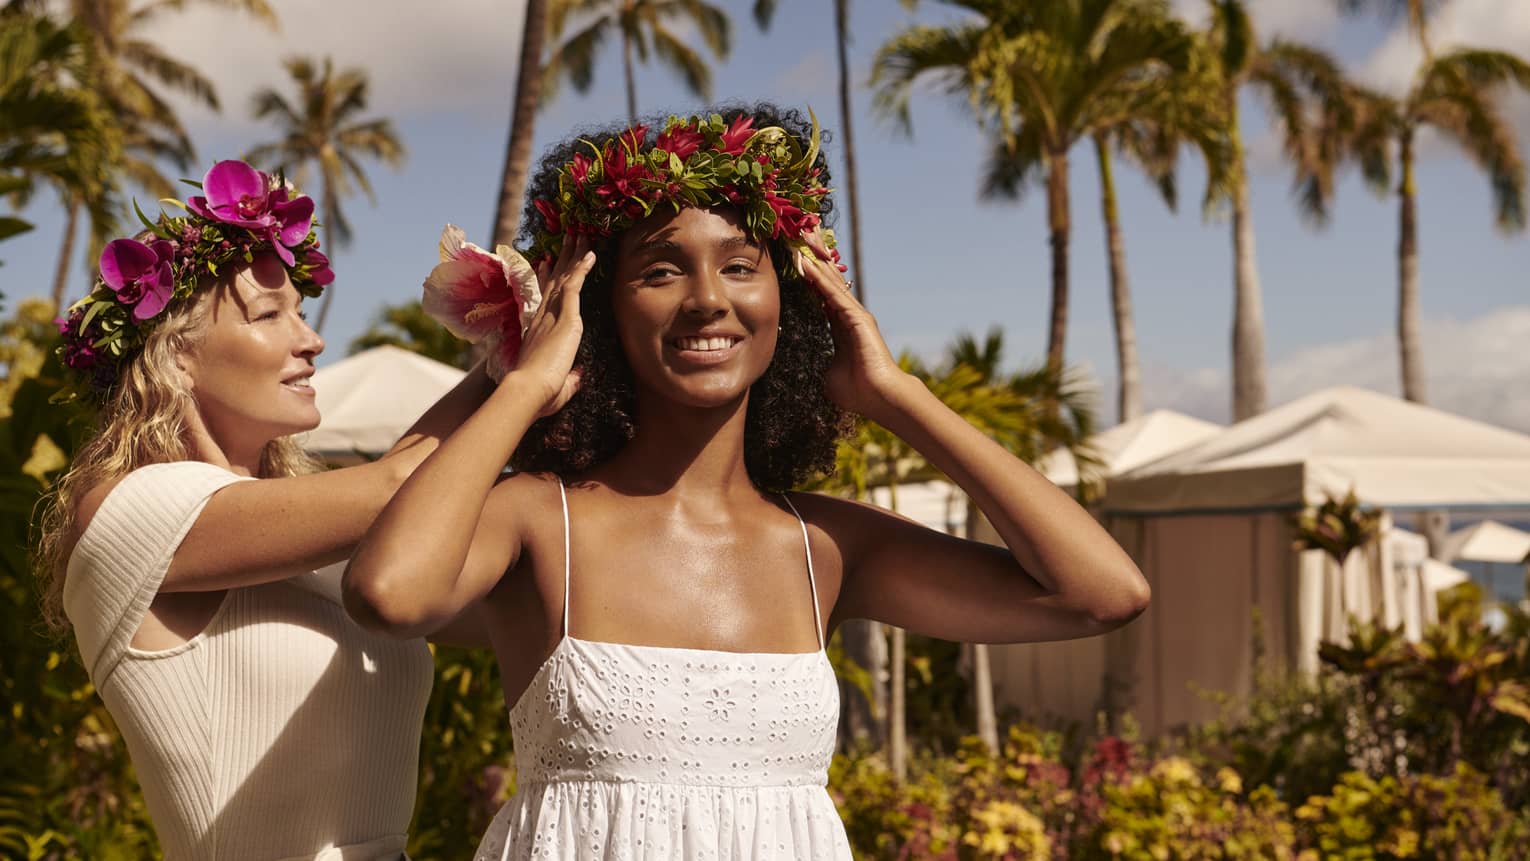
left=56, top=159, right=333, bottom=399
left=423, top=108, right=839, bottom=378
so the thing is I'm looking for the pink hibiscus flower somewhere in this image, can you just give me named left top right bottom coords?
left=421, top=224, right=542, bottom=380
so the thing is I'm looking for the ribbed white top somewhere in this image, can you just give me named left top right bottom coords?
left=64, top=462, right=433, bottom=860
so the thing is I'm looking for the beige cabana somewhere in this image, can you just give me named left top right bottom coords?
left=991, top=386, right=1530, bottom=735
left=1097, top=386, right=1530, bottom=735
left=299, top=346, right=466, bottom=463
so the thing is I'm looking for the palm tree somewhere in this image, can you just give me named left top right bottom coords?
left=0, top=12, right=122, bottom=266
left=871, top=0, right=1197, bottom=380
left=980, top=41, right=1228, bottom=423
left=30, top=0, right=277, bottom=308
left=490, top=0, right=550, bottom=247
left=1199, top=0, right=1353, bottom=420
left=543, top=0, right=731, bottom=124
left=246, top=57, right=407, bottom=334
left=1340, top=51, right=1530, bottom=404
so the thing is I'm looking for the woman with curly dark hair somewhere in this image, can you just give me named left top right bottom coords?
left=344, top=103, right=1149, bottom=859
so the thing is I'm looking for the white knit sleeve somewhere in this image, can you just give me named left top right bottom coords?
left=63, top=461, right=253, bottom=686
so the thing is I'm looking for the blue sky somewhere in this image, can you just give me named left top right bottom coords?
left=5, top=0, right=1528, bottom=426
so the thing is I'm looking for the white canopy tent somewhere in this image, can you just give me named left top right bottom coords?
left=1442, top=520, right=1530, bottom=564
left=991, top=387, right=1530, bottom=736
left=1441, top=520, right=1530, bottom=604
left=1036, top=409, right=1222, bottom=489
left=299, top=346, right=465, bottom=463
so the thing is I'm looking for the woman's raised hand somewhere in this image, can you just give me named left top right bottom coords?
left=796, top=230, right=912, bottom=422
left=514, top=236, right=595, bottom=417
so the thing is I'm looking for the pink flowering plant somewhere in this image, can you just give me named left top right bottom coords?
left=525, top=110, right=840, bottom=271
left=56, top=159, right=332, bottom=398
left=422, top=224, right=542, bottom=381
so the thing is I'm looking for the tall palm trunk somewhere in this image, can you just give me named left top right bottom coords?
left=1396, top=131, right=1426, bottom=404
left=621, top=29, right=638, bottom=123
left=837, top=619, right=886, bottom=746
left=50, top=197, right=80, bottom=310
left=889, top=624, right=906, bottom=780
left=491, top=0, right=549, bottom=247
left=832, top=0, right=866, bottom=304
left=963, top=500, right=999, bottom=752
left=970, top=643, right=998, bottom=752
left=886, top=479, right=907, bottom=780
left=315, top=181, right=339, bottom=334
left=1229, top=109, right=1268, bottom=421
left=1044, top=147, right=1071, bottom=377
left=1094, top=135, right=1141, bottom=423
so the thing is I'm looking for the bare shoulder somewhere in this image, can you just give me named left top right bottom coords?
left=784, top=490, right=924, bottom=535
left=73, top=476, right=129, bottom=538
left=482, top=470, right=567, bottom=544
left=485, top=470, right=565, bottom=510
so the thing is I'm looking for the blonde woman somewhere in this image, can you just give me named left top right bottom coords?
left=35, top=159, right=489, bottom=860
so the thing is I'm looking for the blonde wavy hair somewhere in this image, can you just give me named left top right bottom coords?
left=34, top=272, right=319, bottom=633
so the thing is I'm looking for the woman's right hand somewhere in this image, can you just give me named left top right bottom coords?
left=512, top=235, right=595, bottom=417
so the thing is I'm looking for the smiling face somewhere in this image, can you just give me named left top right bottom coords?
left=610, top=206, right=781, bottom=409
left=178, top=253, right=325, bottom=447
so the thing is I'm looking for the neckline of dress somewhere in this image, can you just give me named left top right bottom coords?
left=508, top=636, right=830, bottom=718
left=562, top=634, right=826, bottom=659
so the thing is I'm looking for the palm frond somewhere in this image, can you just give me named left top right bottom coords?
left=870, top=22, right=986, bottom=136
left=978, top=123, right=1045, bottom=203
left=546, top=15, right=611, bottom=94
left=118, top=39, right=219, bottom=108
left=649, top=22, right=711, bottom=100
left=665, top=0, right=730, bottom=57
left=751, top=0, right=776, bottom=31
left=336, top=119, right=407, bottom=165
left=1415, top=71, right=1526, bottom=230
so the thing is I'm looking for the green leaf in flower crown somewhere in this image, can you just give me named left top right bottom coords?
left=133, top=199, right=161, bottom=233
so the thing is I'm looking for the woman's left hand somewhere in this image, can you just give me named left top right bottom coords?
left=796, top=230, right=914, bottom=421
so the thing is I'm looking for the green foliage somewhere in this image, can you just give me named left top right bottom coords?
left=1295, top=765, right=1527, bottom=860
left=0, top=300, right=154, bottom=858
left=1291, top=488, right=1384, bottom=565
left=406, top=646, right=516, bottom=860
left=349, top=300, right=475, bottom=369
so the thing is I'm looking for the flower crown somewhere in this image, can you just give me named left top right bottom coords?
left=56, top=159, right=333, bottom=398
left=526, top=110, right=838, bottom=267
left=420, top=110, right=840, bottom=379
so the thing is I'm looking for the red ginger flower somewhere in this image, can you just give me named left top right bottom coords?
left=655, top=123, right=705, bottom=161
left=716, top=115, right=755, bottom=155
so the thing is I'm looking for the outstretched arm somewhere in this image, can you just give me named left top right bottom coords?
left=74, top=353, right=498, bottom=595
left=796, top=235, right=1149, bottom=643
left=343, top=239, right=596, bottom=638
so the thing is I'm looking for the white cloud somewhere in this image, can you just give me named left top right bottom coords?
left=1137, top=306, right=1530, bottom=431
left=1359, top=0, right=1530, bottom=93
left=141, top=0, right=526, bottom=137
left=771, top=51, right=834, bottom=101
left=1169, top=0, right=1340, bottom=44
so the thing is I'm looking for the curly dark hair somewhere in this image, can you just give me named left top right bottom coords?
left=510, top=103, right=852, bottom=492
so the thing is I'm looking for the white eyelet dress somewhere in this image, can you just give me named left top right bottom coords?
left=473, top=483, right=852, bottom=860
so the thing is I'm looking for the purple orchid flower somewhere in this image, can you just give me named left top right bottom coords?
left=100, top=238, right=177, bottom=320
left=186, top=160, right=315, bottom=265
left=303, top=248, right=336, bottom=286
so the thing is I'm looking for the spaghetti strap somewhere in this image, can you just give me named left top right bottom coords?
left=558, top=479, right=571, bottom=639
left=780, top=494, right=825, bottom=650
